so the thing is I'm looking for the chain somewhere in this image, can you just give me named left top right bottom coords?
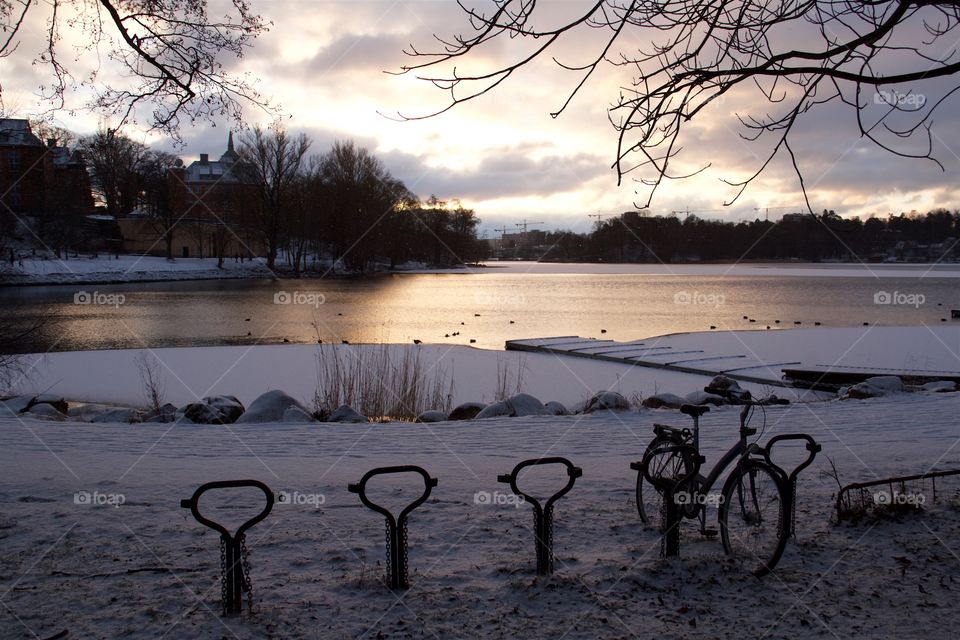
left=401, top=519, right=409, bottom=585
left=791, top=477, right=798, bottom=541
left=240, top=533, right=254, bottom=614
left=384, top=518, right=392, bottom=585
left=219, top=536, right=228, bottom=615
left=545, top=505, right=554, bottom=574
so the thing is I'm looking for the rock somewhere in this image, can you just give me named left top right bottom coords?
left=90, top=408, right=144, bottom=424
left=143, top=402, right=178, bottom=423
left=68, top=403, right=112, bottom=421
left=205, top=396, right=245, bottom=423
left=584, top=391, right=631, bottom=413
left=704, top=375, right=752, bottom=403
left=326, top=404, right=367, bottom=423
left=685, top=390, right=726, bottom=406
left=25, top=403, right=67, bottom=421
left=416, top=410, right=448, bottom=423
left=475, top=400, right=514, bottom=419
left=448, top=402, right=486, bottom=421
left=282, top=406, right=317, bottom=423
left=30, top=394, right=68, bottom=415
left=476, top=393, right=547, bottom=419
left=181, top=396, right=245, bottom=424
left=921, top=380, right=957, bottom=393
left=843, top=376, right=905, bottom=399
left=0, top=396, right=33, bottom=415
left=544, top=401, right=569, bottom=416
left=235, top=390, right=310, bottom=424
left=641, top=393, right=686, bottom=410
left=181, top=402, right=223, bottom=424
left=506, top=393, right=546, bottom=416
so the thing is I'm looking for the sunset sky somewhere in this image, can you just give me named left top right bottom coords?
left=5, top=0, right=960, bottom=236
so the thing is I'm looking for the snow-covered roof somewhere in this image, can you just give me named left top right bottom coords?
left=0, top=118, right=43, bottom=147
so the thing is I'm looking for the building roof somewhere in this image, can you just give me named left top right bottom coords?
left=0, top=119, right=43, bottom=147
left=183, top=132, right=251, bottom=183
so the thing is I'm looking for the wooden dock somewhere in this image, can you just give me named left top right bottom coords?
left=505, top=336, right=801, bottom=388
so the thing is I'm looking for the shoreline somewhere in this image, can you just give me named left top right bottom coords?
left=4, top=257, right=960, bottom=287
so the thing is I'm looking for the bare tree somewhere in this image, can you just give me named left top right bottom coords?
left=399, top=1, right=960, bottom=208
left=238, top=124, right=311, bottom=269
left=1, top=0, right=271, bottom=137
left=79, top=129, right=149, bottom=216
left=139, top=150, right=181, bottom=259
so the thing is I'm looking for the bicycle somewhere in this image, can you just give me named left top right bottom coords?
left=630, top=401, right=821, bottom=576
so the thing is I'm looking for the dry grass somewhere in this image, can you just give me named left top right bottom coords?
left=494, top=354, right=527, bottom=401
left=313, top=343, right=454, bottom=421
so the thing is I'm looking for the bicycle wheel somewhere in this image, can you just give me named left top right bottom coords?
left=637, top=439, right=695, bottom=530
left=719, top=461, right=788, bottom=577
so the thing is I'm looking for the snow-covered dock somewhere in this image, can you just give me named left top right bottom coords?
left=506, top=326, right=960, bottom=390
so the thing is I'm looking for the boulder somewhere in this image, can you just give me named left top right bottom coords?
left=475, top=393, right=547, bottom=419
left=326, top=404, right=367, bottom=423
left=282, top=406, right=317, bottom=423
left=921, top=380, right=957, bottom=393
left=843, top=376, right=904, bottom=399
left=143, top=402, right=179, bottom=423
left=704, top=375, right=752, bottom=403
left=584, top=391, right=631, bottom=413
left=685, top=390, right=725, bottom=406
left=91, top=408, right=144, bottom=424
left=416, top=410, right=448, bottom=423
left=544, top=401, right=569, bottom=416
left=0, top=396, right=33, bottom=415
left=448, top=402, right=485, bottom=421
left=25, top=403, right=67, bottom=421
left=30, top=394, right=69, bottom=415
left=181, top=396, right=245, bottom=424
left=506, top=393, right=546, bottom=416
left=641, top=393, right=686, bottom=410
left=474, top=400, right=514, bottom=419
left=235, top=390, right=310, bottom=424
left=68, top=403, right=112, bottom=421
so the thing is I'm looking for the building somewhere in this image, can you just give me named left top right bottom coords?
left=119, top=133, right=264, bottom=258
left=0, top=118, right=95, bottom=248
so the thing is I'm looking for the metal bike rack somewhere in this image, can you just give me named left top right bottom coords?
left=836, top=468, right=960, bottom=522
left=498, top=457, right=582, bottom=575
left=180, top=479, right=274, bottom=615
left=640, top=444, right=703, bottom=557
left=348, top=465, right=438, bottom=590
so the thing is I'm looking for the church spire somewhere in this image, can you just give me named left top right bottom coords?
left=227, top=131, right=235, bottom=155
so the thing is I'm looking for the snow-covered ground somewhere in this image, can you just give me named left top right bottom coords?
left=2, top=392, right=959, bottom=639
left=1, top=255, right=274, bottom=286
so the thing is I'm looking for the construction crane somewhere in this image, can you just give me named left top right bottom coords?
left=588, top=213, right=607, bottom=223
left=754, top=205, right=803, bottom=221
left=494, top=225, right=512, bottom=238
left=514, top=219, right=544, bottom=234
left=670, top=208, right=728, bottom=218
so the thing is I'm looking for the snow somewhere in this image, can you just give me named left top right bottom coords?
left=2, top=327, right=960, bottom=636
left=2, top=392, right=959, bottom=638
left=2, top=255, right=274, bottom=285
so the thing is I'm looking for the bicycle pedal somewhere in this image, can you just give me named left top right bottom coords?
left=700, top=527, right=718, bottom=538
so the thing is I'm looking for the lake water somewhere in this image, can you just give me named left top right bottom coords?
left=2, top=262, right=959, bottom=354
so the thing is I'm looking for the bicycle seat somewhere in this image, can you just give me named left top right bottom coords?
left=680, top=404, right=710, bottom=418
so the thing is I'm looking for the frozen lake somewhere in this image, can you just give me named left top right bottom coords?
left=1, top=262, right=959, bottom=353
